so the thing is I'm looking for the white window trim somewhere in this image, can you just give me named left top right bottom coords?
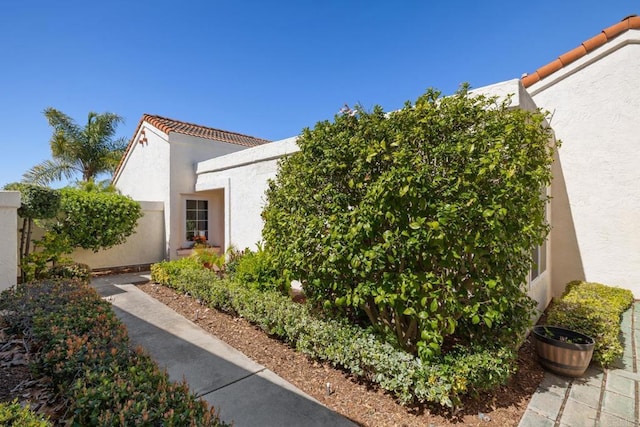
left=184, top=196, right=210, bottom=246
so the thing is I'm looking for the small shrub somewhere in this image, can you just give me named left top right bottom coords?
left=0, top=400, right=50, bottom=427
left=191, top=248, right=225, bottom=273
left=152, top=259, right=516, bottom=407
left=44, top=262, right=91, bottom=284
left=232, top=246, right=286, bottom=292
left=547, top=281, right=634, bottom=366
left=70, top=348, right=219, bottom=426
left=0, top=279, right=226, bottom=426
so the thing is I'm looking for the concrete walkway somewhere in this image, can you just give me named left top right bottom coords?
left=91, top=273, right=356, bottom=427
left=519, top=302, right=640, bottom=427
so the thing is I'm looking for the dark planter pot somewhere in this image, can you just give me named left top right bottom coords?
left=532, top=325, right=595, bottom=377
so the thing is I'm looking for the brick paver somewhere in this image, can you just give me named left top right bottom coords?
left=518, top=303, right=639, bottom=427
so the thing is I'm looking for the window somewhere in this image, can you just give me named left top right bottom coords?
left=530, top=187, right=549, bottom=282
left=530, top=243, right=547, bottom=281
left=186, top=199, right=208, bottom=241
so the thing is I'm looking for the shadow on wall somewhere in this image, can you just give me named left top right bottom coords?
left=550, top=149, right=585, bottom=296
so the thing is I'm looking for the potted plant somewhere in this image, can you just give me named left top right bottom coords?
left=532, top=325, right=595, bottom=377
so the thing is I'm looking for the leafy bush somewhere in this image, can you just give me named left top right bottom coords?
left=49, top=188, right=143, bottom=252
left=191, top=248, right=225, bottom=273
left=0, top=280, right=226, bottom=426
left=262, top=86, right=556, bottom=360
left=70, top=349, right=219, bottom=426
left=44, top=262, right=91, bottom=284
left=3, top=183, right=61, bottom=220
left=0, top=400, right=50, bottom=427
left=547, top=281, right=634, bottom=366
left=4, top=183, right=62, bottom=282
left=152, top=260, right=516, bottom=407
left=232, top=246, right=286, bottom=292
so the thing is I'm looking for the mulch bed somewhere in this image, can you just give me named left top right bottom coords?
left=137, top=282, right=545, bottom=426
left=0, top=283, right=546, bottom=426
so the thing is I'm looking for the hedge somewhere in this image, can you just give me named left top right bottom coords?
left=0, top=280, right=226, bottom=426
left=547, top=280, right=634, bottom=366
left=151, top=260, right=516, bottom=408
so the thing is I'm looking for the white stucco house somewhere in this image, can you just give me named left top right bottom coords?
left=112, top=114, right=270, bottom=259
left=112, top=15, right=640, bottom=304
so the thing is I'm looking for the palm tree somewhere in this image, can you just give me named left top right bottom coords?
left=23, top=108, right=127, bottom=185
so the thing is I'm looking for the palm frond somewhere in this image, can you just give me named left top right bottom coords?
left=22, top=159, right=79, bottom=186
left=36, top=108, right=127, bottom=184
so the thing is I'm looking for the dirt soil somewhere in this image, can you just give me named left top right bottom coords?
left=137, top=282, right=545, bottom=427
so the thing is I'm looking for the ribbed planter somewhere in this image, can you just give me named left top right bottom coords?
left=532, top=325, right=595, bottom=377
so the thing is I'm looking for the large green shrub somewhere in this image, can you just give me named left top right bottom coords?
left=262, top=86, right=556, bottom=359
left=152, top=260, right=516, bottom=407
left=50, top=188, right=142, bottom=252
left=547, top=281, right=634, bottom=366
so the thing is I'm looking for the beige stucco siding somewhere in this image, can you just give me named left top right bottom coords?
left=0, top=191, right=20, bottom=290
left=531, top=33, right=640, bottom=297
left=71, top=201, right=165, bottom=269
left=196, top=137, right=299, bottom=252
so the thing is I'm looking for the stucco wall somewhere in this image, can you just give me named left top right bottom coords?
left=196, top=137, right=299, bottom=252
left=168, top=133, right=250, bottom=259
left=530, top=31, right=640, bottom=297
left=0, top=192, right=20, bottom=290
left=114, top=124, right=171, bottom=203
left=114, top=122, right=255, bottom=260
left=70, top=201, right=165, bottom=269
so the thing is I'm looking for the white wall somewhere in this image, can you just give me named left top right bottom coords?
left=71, top=201, right=165, bottom=269
left=114, top=121, right=254, bottom=260
left=113, top=124, right=171, bottom=256
left=114, top=124, right=171, bottom=202
left=0, top=192, right=20, bottom=290
left=196, top=137, right=299, bottom=251
left=168, top=133, right=250, bottom=259
left=529, top=31, right=640, bottom=297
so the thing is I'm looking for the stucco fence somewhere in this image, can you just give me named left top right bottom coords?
left=0, top=191, right=21, bottom=291
left=11, top=200, right=165, bottom=283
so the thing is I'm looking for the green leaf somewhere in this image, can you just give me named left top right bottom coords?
left=403, top=307, right=416, bottom=316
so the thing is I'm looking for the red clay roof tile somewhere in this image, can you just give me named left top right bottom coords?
left=522, top=15, right=640, bottom=88
left=142, top=114, right=270, bottom=147
left=558, top=45, right=587, bottom=66
left=112, top=114, right=270, bottom=181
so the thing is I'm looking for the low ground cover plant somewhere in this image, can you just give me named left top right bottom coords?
left=152, top=260, right=516, bottom=407
left=0, top=280, right=225, bottom=426
left=547, top=281, right=634, bottom=366
left=0, top=400, right=50, bottom=427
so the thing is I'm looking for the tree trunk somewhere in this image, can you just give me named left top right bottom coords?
left=19, top=217, right=27, bottom=283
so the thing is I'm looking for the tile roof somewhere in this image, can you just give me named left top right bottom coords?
left=141, top=114, right=271, bottom=147
left=522, top=15, right=640, bottom=88
left=113, top=114, right=270, bottom=181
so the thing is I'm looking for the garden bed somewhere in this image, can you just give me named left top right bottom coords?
left=138, top=281, right=545, bottom=427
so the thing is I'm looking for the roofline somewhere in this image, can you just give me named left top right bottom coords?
left=111, top=114, right=270, bottom=184
left=522, top=14, right=640, bottom=88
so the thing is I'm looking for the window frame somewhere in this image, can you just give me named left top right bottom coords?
left=529, top=186, right=549, bottom=284
left=185, top=197, right=209, bottom=243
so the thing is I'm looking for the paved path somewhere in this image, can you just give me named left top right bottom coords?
left=91, top=273, right=356, bottom=427
left=519, top=302, right=640, bottom=427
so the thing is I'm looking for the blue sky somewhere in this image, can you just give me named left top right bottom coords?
left=0, top=1, right=635, bottom=187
